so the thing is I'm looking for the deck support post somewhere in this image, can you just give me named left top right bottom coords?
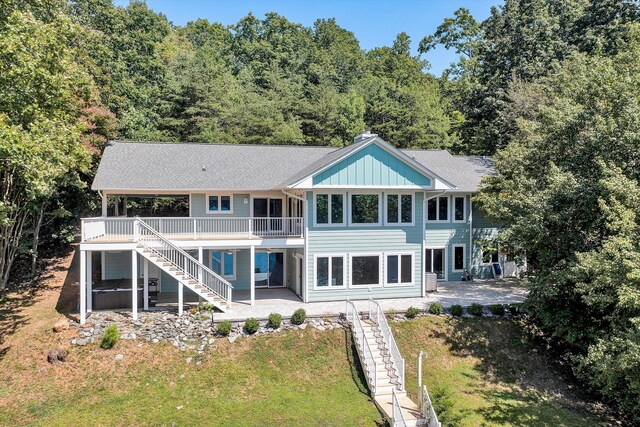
left=80, top=250, right=86, bottom=325
left=101, top=193, right=108, bottom=217
left=250, top=245, right=255, bottom=306
left=131, top=250, right=138, bottom=320
left=143, top=258, right=149, bottom=311
left=178, top=282, right=184, bottom=316
left=197, top=247, right=203, bottom=306
left=87, top=251, right=92, bottom=313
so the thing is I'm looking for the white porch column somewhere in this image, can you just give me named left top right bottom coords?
left=101, top=193, right=108, bottom=217
left=250, top=245, right=255, bottom=306
left=86, top=250, right=92, bottom=313
left=100, top=251, right=105, bottom=280
left=143, top=258, right=149, bottom=311
left=131, top=250, right=138, bottom=320
left=79, top=250, right=86, bottom=325
left=178, top=282, right=184, bottom=316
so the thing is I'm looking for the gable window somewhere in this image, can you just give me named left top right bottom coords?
left=211, top=251, right=236, bottom=279
left=386, top=253, right=413, bottom=285
left=454, top=197, right=466, bottom=222
left=426, top=196, right=449, bottom=222
left=207, top=195, right=232, bottom=213
left=452, top=245, right=466, bottom=272
left=386, top=194, right=413, bottom=225
left=315, top=255, right=345, bottom=288
left=315, top=193, right=344, bottom=225
left=350, top=255, right=381, bottom=286
left=351, top=194, right=380, bottom=225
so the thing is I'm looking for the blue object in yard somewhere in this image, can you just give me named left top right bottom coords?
left=491, top=262, right=502, bottom=278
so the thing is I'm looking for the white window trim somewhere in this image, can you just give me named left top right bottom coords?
left=480, top=244, right=499, bottom=266
left=424, top=246, right=448, bottom=281
left=206, top=193, right=234, bottom=215
left=452, top=244, right=466, bottom=272
left=384, top=251, right=414, bottom=287
left=452, top=196, right=466, bottom=223
left=312, top=192, right=346, bottom=227
left=209, top=250, right=237, bottom=280
left=313, top=254, right=347, bottom=290
left=349, top=253, right=383, bottom=287
left=348, top=192, right=382, bottom=226
left=426, top=195, right=450, bottom=223
left=384, top=193, right=415, bottom=226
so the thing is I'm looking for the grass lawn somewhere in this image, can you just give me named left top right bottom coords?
left=393, top=316, right=608, bottom=427
left=0, top=248, right=611, bottom=426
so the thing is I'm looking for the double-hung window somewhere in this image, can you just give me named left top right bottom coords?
left=386, top=194, right=413, bottom=225
left=351, top=194, right=380, bottom=225
left=427, top=196, right=449, bottom=222
left=210, top=251, right=236, bottom=279
left=453, top=196, right=466, bottom=222
left=315, top=194, right=344, bottom=225
left=315, top=255, right=345, bottom=288
left=207, top=195, right=232, bottom=213
left=350, top=254, right=381, bottom=286
left=386, top=253, right=413, bottom=285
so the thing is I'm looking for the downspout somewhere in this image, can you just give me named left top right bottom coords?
left=282, top=189, right=308, bottom=303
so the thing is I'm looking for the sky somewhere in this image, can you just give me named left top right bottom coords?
left=114, top=0, right=501, bottom=75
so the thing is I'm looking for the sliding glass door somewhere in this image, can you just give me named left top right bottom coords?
left=254, top=251, right=284, bottom=288
left=253, top=198, right=283, bottom=233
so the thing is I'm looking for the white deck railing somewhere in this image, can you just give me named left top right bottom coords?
left=421, top=385, right=441, bottom=427
left=135, top=219, right=233, bottom=304
left=392, top=389, right=408, bottom=427
left=81, top=216, right=304, bottom=241
left=345, top=299, right=379, bottom=395
left=369, top=298, right=405, bottom=392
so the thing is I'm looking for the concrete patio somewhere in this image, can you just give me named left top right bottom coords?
left=215, top=279, right=528, bottom=321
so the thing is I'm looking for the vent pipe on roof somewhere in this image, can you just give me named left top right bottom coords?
left=354, top=129, right=377, bottom=144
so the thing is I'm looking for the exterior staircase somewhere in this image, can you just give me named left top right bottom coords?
left=134, top=218, right=233, bottom=312
left=346, top=299, right=441, bottom=427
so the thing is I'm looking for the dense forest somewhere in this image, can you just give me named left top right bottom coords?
left=1, top=0, right=640, bottom=422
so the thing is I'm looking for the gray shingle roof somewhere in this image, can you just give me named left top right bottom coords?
left=92, top=141, right=494, bottom=192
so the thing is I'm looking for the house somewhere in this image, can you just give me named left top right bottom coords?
left=78, top=131, right=502, bottom=324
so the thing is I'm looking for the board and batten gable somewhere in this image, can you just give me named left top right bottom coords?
left=305, top=191, right=424, bottom=302
left=313, top=143, right=432, bottom=187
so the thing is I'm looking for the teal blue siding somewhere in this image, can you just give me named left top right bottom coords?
left=190, top=193, right=250, bottom=217
left=313, top=144, right=431, bottom=187
left=305, top=191, right=424, bottom=302
left=203, top=248, right=252, bottom=291
left=425, top=195, right=472, bottom=281
left=104, top=251, right=136, bottom=279
left=471, top=204, right=501, bottom=279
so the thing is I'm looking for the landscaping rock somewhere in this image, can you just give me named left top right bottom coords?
left=298, top=323, right=307, bottom=330
left=47, top=348, right=68, bottom=364
left=115, top=354, right=124, bottom=362
left=53, top=320, right=69, bottom=333
left=228, top=335, right=238, bottom=343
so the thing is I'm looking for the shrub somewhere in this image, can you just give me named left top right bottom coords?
left=267, top=313, right=282, bottom=329
left=508, top=303, right=522, bottom=316
left=217, top=320, right=232, bottom=336
left=428, top=303, right=444, bottom=315
left=100, top=325, right=119, bottom=349
left=468, top=303, right=484, bottom=317
left=450, top=305, right=464, bottom=317
left=199, top=302, right=214, bottom=312
left=291, top=308, right=306, bottom=325
left=489, top=304, right=505, bottom=317
left=243, top=318, right=260, bottom=334
left=405, top=306, right=421, bottom=319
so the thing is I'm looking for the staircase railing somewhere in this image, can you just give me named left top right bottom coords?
left=421, top=385, right=441, bottom=427
left=369, top=298, right=405, bottom=391
left=392, top=389, right=408, bottom=427
left=345, top=299, right=378, bottom=395
left=134, top=219, right=233, bottom=304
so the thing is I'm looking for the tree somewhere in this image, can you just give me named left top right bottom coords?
left=475, top=31, right=640, bottom=420
left=0, top=9, right=92, bottom=289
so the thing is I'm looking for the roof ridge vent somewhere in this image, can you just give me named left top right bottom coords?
left=353, top=129, right=377, bottom=143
